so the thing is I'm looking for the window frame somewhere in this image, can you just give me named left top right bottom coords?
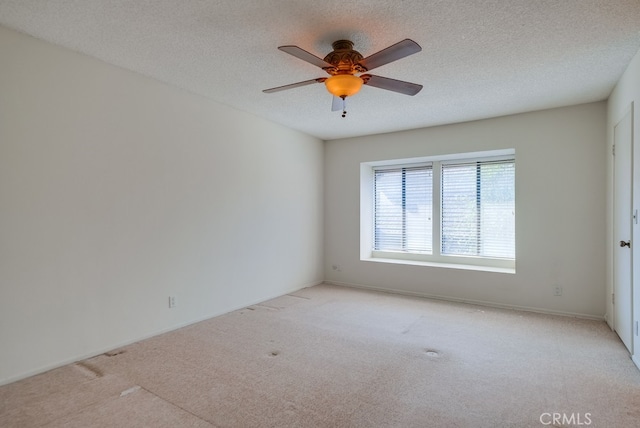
left=361, top=149, right=516, bottom=273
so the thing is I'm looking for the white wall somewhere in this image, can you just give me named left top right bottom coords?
left=0, top=26, right=324, bottom=385
left=325, top=103, right=607, bottom=318
left=607, top=47, right=640, bottom=366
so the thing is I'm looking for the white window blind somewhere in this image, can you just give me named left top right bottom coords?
left=374, top=165, right=432, bottom=253
left=441, top=159, right=515, bottom=259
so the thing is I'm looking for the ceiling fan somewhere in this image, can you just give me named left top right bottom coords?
left=263, top=39, right=423, bottom=117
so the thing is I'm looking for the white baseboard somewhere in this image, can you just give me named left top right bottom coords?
left=0, top=279, right=323, bottom=387
left=323, top=280, right=605, bottom=321
left=633, top=354, right=640, bottom=372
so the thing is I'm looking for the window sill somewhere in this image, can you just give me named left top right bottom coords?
left=362, top=256, right=516, bottom=274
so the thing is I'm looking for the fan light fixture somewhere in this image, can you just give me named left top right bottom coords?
left=263, top=38, right=423, bottom=118
left=324, top=74, right=363, bottom=98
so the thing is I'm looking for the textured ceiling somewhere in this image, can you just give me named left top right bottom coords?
left=1, top=1, right=640, bottom=140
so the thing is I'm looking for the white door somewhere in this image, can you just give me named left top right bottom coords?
left=634, top=102, right=640, bottom=368
left=613, top=106, right=633, bottom=353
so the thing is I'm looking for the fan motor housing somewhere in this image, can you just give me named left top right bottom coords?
left=323, top=40, right=367, bottom=75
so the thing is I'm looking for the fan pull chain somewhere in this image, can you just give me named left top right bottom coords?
left=341, top=96, right=347, bottom=118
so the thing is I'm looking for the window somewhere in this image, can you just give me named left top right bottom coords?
left=441, top=160, right=515, bottom=259
left=374, top=165, right=433, bottom=253
left=363, top=150, right=515, bottom=272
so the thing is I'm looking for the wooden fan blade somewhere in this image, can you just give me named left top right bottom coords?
left=278, top=45, right=334, bottom=69
left=263, top=78, right=326, bottom=93
left=362, top=74, right=423, bottom=96
left=358, top=39, right=422, bottom=71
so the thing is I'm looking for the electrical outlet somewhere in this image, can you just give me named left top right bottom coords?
left=553, top=285, right=563, bottom=296
left=168, top=296, right=176, bottom=308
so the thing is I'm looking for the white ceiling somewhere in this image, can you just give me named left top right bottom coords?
left=1, top=1, right=640, bottom=140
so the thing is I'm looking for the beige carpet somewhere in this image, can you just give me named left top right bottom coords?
left=1, top=284, right=639, bottom=427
